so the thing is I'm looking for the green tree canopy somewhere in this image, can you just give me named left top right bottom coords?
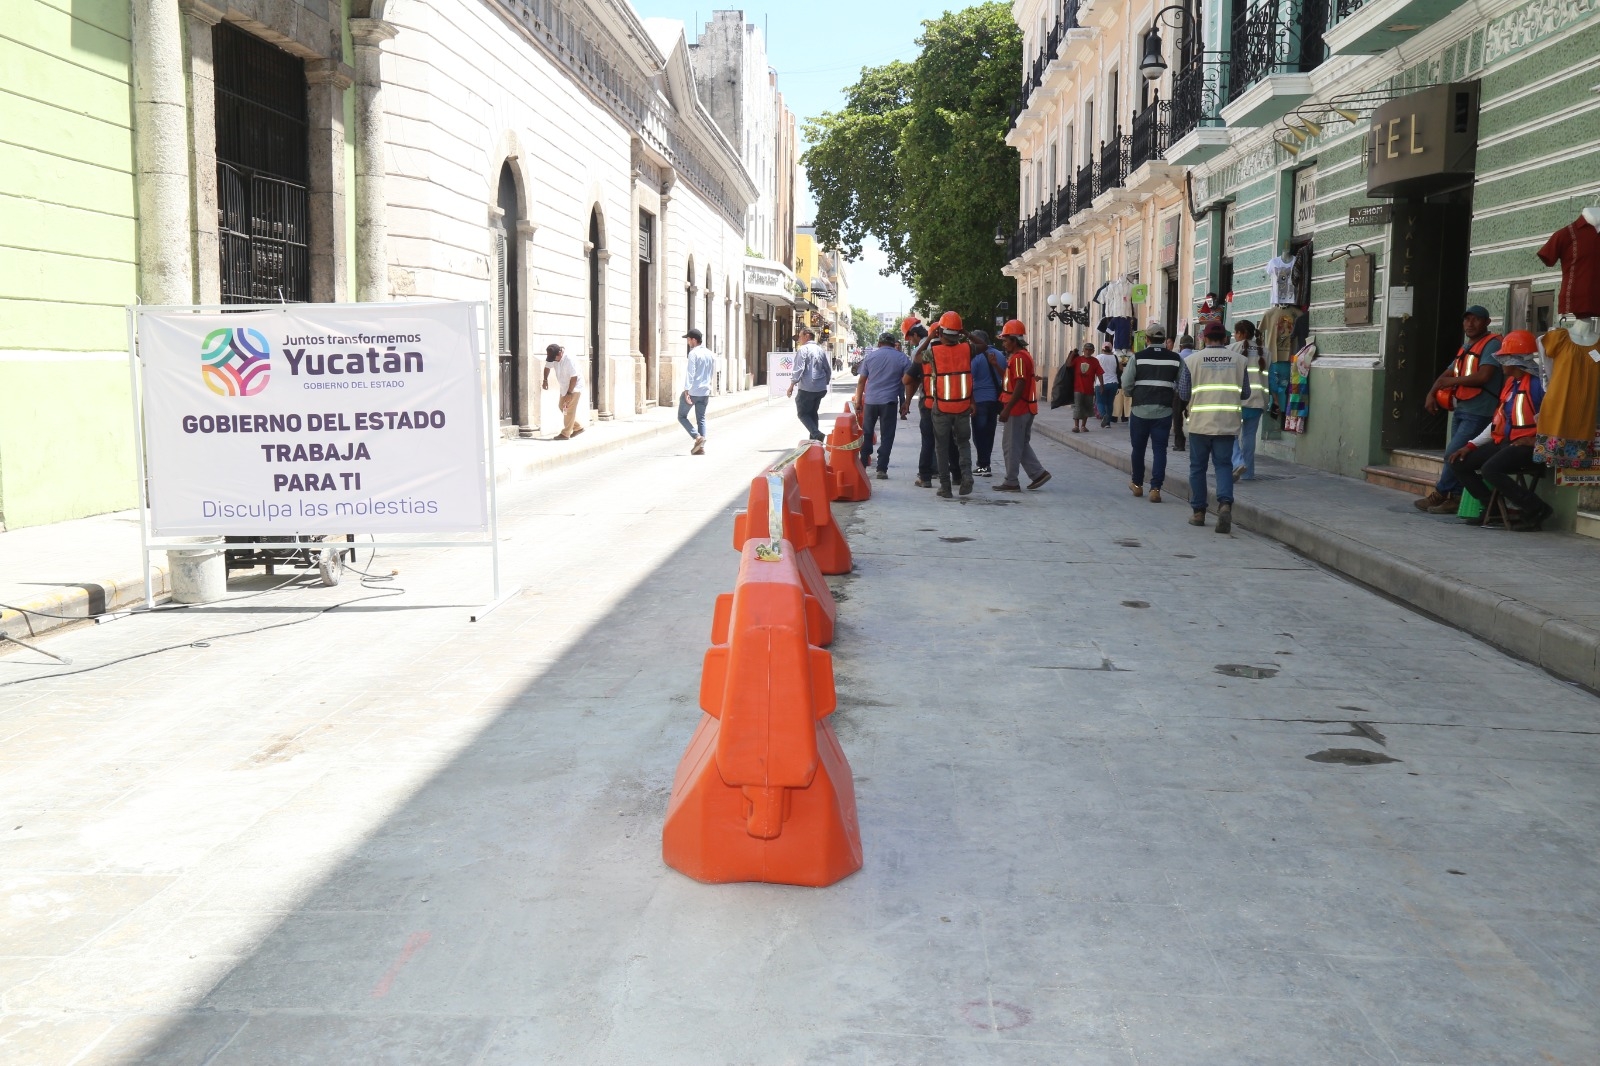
left=803, top=4, right=1019, bottom=325
left=849, top=306, right=880, bottom=346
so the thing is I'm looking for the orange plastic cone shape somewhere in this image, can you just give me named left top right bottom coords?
left=825, top=413, right=871, bottom=502
left=661, top=539, right=863, bottom=887
left=792, top=443, right=852, bottom=575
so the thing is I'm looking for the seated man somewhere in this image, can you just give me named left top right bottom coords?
left=1446, top=330, right=1550, bottom=532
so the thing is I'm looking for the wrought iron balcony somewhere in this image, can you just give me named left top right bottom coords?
left=1007, top=0, right=1079, bottom=131
left=1334, top=0, right=1367, bottom=17
left=1074, top=161, right=1095, bottom=214
left=1096, top=133, right=1126, bottom=197
left=1166, top=51, right=1229, bottom=144
left=1226, top=0, right=1330, bottom=103
left=1054, top=182, right=1074, bottom=231
left=1128, top=99, right=1170, bottom=172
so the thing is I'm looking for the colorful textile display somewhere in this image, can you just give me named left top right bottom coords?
left=1284, top=343, right=1314, bottom=433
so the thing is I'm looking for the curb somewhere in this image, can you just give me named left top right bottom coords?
left=1035, top=418, right=1600, bottom=692
left=1, top=391, right=780, bottom=648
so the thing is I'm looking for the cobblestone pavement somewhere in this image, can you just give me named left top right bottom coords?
left=2, top=397, right=1597, bottom=1064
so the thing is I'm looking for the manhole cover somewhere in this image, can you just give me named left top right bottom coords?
left=1215, top=663, right=1279, bottom=679
left=1306, top=748, right=1401, bottom=765
left=1121, top=600, right=1149, bottom=608
left=940, top=536, right=974, bottom=543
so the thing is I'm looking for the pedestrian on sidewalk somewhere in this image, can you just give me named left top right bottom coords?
left=678, top=329, right=716, bottom=454
left=1416, top=305, right=1504, bottom=514
left=1071, top=343, right=1103, bottom=433
left=1173, top=334, right=1194, bottom=452
left=967, top=328, right=1008, bottom=477
left=1096, top=343, right=1121, bottom=428
left=853, top=332, right=911, bottom=479
left=543, top=343, right=585, bottom=439
left=1447, top=331, right=1551, bottom=531
left=995, top=319, right=1050, bottom=492
left=1122, top=323, right=1180, bottom=503
left=1232, top=320, right=1268, bottom=480
left=787, top=327, right=832, bottom=441
left=918, top=311, right=976, bottom=498
left=1180, top=322, right=1250, bottom=533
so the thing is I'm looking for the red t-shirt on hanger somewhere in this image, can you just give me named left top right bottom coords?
left=1538, top=215, right=1600, bottom=317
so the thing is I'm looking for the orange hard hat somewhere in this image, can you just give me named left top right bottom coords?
left=900, top=315, right=921, bottom=335
left=1000, top=319, right=1027, bottom=337
left=1498, top=329, right=1538, bottom=356
left=937, top=311, right=963, bottom=331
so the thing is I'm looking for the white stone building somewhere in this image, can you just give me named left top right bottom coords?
left=376, top=0, right=760, bottom=432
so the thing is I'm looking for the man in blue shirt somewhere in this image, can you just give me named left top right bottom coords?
left=852, top=332, right=912, bottom=478
left=966, top=329, right=1008, bottom=477
left=786, top=328, right=832, bottom=441
left=678, top=329, right=717, bottom=454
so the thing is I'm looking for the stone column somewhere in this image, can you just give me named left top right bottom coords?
left=515, top=218, right=537, bottom=436
left=305, top=58, right=355, bottom=303
left=180, top=0, right=222, bottom=303
left=594, top=246, right=614, bottom=420
left=653, top=178, right=673, bottom=410
left=132, top=0, right=195, bottom=303
left=349, top=18, right=398, bottom=302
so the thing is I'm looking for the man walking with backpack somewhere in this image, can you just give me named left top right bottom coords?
left=917, top=311, right=976, bottom=498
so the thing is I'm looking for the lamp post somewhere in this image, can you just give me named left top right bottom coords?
left=1046, top=293, right=1090, bottom=327
left=1138, top=4, right=1197, bottom=82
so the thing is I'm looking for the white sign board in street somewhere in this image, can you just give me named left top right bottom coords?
left=137, top=303, right=487, bottom=537
left=767, top=351, right=795, bottom=398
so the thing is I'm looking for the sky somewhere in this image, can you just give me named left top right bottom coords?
left=637, top=1, right=961, bottom=317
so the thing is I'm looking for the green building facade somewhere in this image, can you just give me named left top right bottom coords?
left=1, top=0, right=363, bottom=531
left=1182, top=0, right=1600, bottom=530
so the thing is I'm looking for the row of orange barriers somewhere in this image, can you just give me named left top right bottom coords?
left=661, top=412, right=870, bottom=887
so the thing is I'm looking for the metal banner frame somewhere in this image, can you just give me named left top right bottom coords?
left=125, top=300, right=519, bottom=621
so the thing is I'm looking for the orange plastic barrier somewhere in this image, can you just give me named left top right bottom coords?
left=661, top=538, right=863, bottom=887
left=825, top=406, right=871, bottom=502
left=731, top=465, right=836, bottom=645
left=792, top=443, right=852, bottom=575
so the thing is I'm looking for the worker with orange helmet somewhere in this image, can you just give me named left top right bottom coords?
left=1446, top=329, right=1551, bottom=531
left=900, top=320, right=959, bottom=488
left=1417, top=305, right=1504, bottom=514
left=915, top=311, right=977, bottom=498
left=994, top=319, right=1051, bottom=491
left=967, top=328, right=1010, bottom=477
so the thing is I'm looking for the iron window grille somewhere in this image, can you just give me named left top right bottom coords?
left=214, top=23, right=309, bottom=304
left=1227, top=0, right=1329, bottom=103
left=1167, top=51, right=1230, bottom=143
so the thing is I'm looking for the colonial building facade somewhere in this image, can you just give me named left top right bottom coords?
left=2, top=0, right=797, bottom=529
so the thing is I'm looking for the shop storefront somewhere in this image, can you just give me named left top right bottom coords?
left=1188, top=0, right=1600, bottom=532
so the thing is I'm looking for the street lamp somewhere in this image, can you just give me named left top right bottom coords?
left=1046, top=293, right=1090, bottom=327
left=993, top=225, right=1006, bottom=247
left=1138, top=4, right=1195, bottom=81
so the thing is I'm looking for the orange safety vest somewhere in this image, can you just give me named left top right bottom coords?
left=1435, top=332, right=1501, bottom=411
left=1491, top=373, right=1540, bottom=443
left=927, top=342, right=973, bottom=415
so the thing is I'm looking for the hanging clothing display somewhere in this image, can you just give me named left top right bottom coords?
left=1260, top=305, right=1303, bottom=363
left=1266, top=255, right=1297, bottom=305
left=1536, top=210, right=1600, bottom=317
left=1102, top=276, right=1134, bottom=318
left=1532, top=327, right=1600, bottom=468
left=1284, top=342, right=1315, bottom=433
left=1097, top=316, right=1134, bottom=350
left=1267, top=360, right=1292, bottom=417
left=1292, top=244, right=1314, bottom=308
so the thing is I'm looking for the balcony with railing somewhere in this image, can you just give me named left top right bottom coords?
left=1127, top=99, right=1170, bottom=173
left=1094, top=133, right=1126, bottom=199
left=1074, top=161, right=1096, bottom=215
left=1323, top=0, right=1435, bottom=55
left=1163, top=50, right=1231, bottom=163
left=1220, top=0, right=1329, bottom=127
left=1007, top=0, right=1087, bottom=137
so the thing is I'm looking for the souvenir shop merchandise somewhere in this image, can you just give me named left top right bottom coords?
left=1537, top=209, right=1600, bottom=317
left=1101, top=275, right=1134, bottom=318
left=1284, top=342, right=1315, bottom=434
left=1261, top=305, right=1304, bottom=363
left=1532, top=325, right=1600, bottom=468
left=1266, top=255, right=1297, bottom=305
left=1097, top=315, right=1135, bottom=351
left=1196, top=293, right=1224, bottom=329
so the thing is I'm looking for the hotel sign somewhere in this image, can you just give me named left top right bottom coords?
left=1366, top=82, right=1480, bottom=198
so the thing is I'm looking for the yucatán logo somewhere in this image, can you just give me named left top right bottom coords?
left=201, top=327, right=271, bottom=397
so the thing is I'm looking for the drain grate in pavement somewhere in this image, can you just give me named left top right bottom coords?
left=1306, top=748, right=1401, bottom=765
left=1215, top=663, right=1279, bottom=679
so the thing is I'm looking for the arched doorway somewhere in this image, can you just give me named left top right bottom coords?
left=588, top=209, right=603, bottom=407
left=493, top=163, right=521, bottom=427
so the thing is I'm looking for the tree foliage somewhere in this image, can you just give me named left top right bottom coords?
left=849, top=306, right=880, bottom=346
left=803, top=4, right=1019, bottom=324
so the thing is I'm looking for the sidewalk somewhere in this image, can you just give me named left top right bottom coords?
left=0, top=390, right=774, bottom=644
left=1033, top=407, right=1600, bottom=692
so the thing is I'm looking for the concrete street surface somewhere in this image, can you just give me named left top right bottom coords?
left=2, top=393, right=1597, bottom=1064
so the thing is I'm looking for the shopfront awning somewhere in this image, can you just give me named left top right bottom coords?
left=744, top=258, right=798, bottom=307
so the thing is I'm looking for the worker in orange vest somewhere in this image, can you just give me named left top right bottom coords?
left=1446, top=330, right=1549, bottom=531
left=1417, top=305, right=1503, bottom=513
left=916, top=311, right=976, bottom=498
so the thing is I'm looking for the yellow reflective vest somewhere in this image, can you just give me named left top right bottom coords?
left=1184, top=347, right=1248, bottom=435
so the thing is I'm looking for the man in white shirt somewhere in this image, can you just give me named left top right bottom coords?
left=542, top=343, right=584, bottom=439
left=679, top=329, right=717, bottom=454
left=1095, top=343, right=1121, bottom=427
left=786, top=328, right=832, bottom=441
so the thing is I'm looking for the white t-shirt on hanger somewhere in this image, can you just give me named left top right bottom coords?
left=1267, top=256, right=1296, bottom=305
left=1103, top=276, right=1133, bottom=318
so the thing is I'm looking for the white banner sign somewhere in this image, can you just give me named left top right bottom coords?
left=767, top=351, right=795, bottom=398
left=138, top=303, right=488, bottom=536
